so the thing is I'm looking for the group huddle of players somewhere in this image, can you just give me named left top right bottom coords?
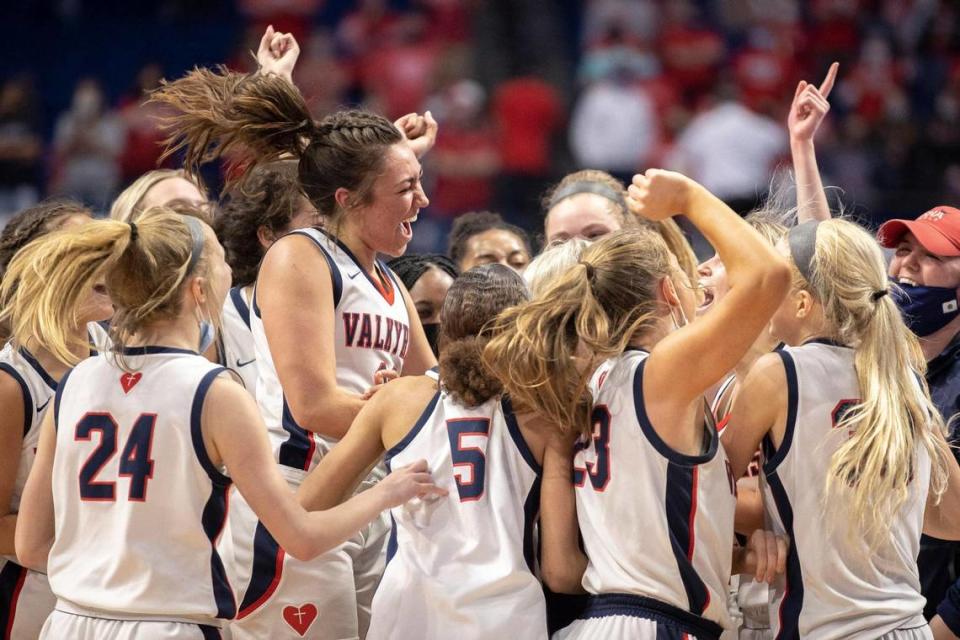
left=4, top=26, right=960, bottom=640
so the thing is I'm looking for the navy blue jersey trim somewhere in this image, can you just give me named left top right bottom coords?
left=767, top=471, right=803, bottom=639
left=502, top=395, right=542, bottom=475
left=229, top=287, right=252, bottom=330
left=17, top=347, right=57, bottom=391
left=664, top=463, right=711, bottom=616
left=0, top=559, right=28, bottom=634
left=53, top=367, right=74, bottom=434
left=579, top=593, right=722, bottom=640
left=237, top=520, right=284, bottom=616
left=190, top=367, right=232, bottom=486
left=0, top=363, right=32, bottom=437
left=200, top=482, right=236, bottom=619
left=385, top=511, right=399, bottom=566
left=762, top=350, right=798, bottom=475
left=277, top=396, right=316, bottom=471
left=522, top=475, right=541, bottom=573
left=198, top=624, right=222, bottom=640
left=251, top=283, right=261, bottom=319
left=292, top=229, right=343, bottom=309
left=117, top=345, right=199, bottom=356
left=633, top=358, right=718, bottom=465
left=384, top=390, right=441, bottom=464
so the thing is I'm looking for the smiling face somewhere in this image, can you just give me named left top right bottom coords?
left=545, top=193, right=624, bottom=244
left=695, top=253, right=729, bottom=317
left=350, top=143, right=429, bottom=258
left=459, top=229, right=530, bottom=273
left=888, top=232, right=960, bottom=289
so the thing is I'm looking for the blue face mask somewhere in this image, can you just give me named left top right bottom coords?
left=892, top=280, right=960, bottom=337
left=198, top=320, right=215, bottom=354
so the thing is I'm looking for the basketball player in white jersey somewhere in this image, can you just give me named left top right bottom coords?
left=0, top=200, right=113, bottom=640
left=485, top=169, right=791, bottom=639
left=294, top=264, right=551, bottom=639
left=154, top=65, right=439, bottom=638
left=214, top=160, right=320, bottom=394
left=722, top=218, right=960, bottom=640
left=8, top=209, right=443, bottom=640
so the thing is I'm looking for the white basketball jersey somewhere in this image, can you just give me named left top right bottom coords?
left=577, top=349, right=736, bottom=630
left=220, top=286, right=257, bottom=396
left=49, top=347, right=235, bottom=624
left=252, top=228, right=410, bottom=477
left=761, top=341, right=929, bottom=639
left=0, top=343, right=58, bottom=521
left=369, top=389, right=546, bottom=640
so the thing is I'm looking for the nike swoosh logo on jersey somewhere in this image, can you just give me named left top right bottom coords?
left=348, top=271, right=362, bottom=279
left=36, top=398, right=51, bottom=413
left=236, top=358, right=256, bottom=368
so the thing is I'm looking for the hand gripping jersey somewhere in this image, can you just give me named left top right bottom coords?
left=220, top=286, right=257, bottom=396
left=761, top=341, right=930, bottom=640
left=49, top=347, right=235, bottom=626
left=369, top=390, right=546, bottom=640
left=574, top=349, right=736, bottom=633
left=251, top=227, right=410, bottom=478
left=0, top=343, right=58, bottom=639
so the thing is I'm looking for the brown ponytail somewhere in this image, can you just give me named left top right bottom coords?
left=483, top=228, right=673, bottom=434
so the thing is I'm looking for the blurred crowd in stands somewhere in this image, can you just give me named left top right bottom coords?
left=1, top=0, right=958, bottom=252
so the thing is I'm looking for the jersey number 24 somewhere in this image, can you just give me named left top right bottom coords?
left=76, top=412, right=156, bottom=502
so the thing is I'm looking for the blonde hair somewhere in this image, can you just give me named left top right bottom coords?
left=0, top=207, right=212, bottom=367
left=483, top=228, right=673, bottom=434
left=524, top=238, right=592, bottom=297
left=543, top=169, right=698, bottom=284
left=792, top=218, right=951, bottom=548
left=110, top=169, right=203, bottom=222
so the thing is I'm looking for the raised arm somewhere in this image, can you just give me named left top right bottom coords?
left=789, top=62, right=838, bottom=223
left=923, top=428, right=960, bottom=540
left=628, top=170, right=791, bottom=407
left=256, top=25, right=300, bottom=84
left=206, top=375, right=443, bottom=561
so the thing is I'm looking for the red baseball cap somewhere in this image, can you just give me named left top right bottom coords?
left=878, top=206, right=960, bottom=257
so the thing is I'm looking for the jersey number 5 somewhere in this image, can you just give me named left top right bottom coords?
left=446, top=418, right=491, bottom=502
left=573, top=406, right=612, bottom=491
left=76, top=412, right=156, bottom=502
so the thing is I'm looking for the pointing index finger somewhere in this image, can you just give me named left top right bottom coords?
left=819, top=62, right=839, bottom=98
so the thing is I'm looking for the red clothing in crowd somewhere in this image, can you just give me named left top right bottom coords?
left=492, top=78, right=562, bottom=175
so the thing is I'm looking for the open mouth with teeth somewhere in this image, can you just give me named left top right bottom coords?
left=898, top=277, right=919, bottom=286
left=697, top=286, right=715, bottom=314
left=399, top=212, right=418, bottom=239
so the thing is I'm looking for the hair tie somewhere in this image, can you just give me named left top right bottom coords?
left=128, top=221, right=138, bottom=242
left=871, top=289, right=888, bottom=302
left=579, top=260, right=595, bottom=280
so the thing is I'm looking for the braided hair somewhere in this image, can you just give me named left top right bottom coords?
left=387, top=253, right=459, bottom=292
left=152, top=67, right=402, bottom=228
left=0, top=199, right=91, bottom=276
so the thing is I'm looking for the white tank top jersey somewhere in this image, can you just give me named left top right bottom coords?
left=370, top=389, right=546, bottom=640
left=761, top=340, right=930, bottom=640
left=0, top=344, right=58, bottom=525
left=220, top=286, right=258, bottom=396
left=577, top=348, right=736, bottom=630
left=48, top=347, right=236, bottom=625
left=252, top=227, right=410, bottom=479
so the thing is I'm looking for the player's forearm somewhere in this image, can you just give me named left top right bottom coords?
left=0, top=513, right=17, bottom=556
left=287, top=388, right=365, bottom=440
left=297, top=488, right=390, bottom=560
left=791, top=138, right=830, bottom=223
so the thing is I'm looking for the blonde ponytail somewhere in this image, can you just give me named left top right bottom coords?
left=483, top=228, right=672, bottom=434
left=798, top=219, right=951, bottom=549
left=0, top=208, right=208, bottom=366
